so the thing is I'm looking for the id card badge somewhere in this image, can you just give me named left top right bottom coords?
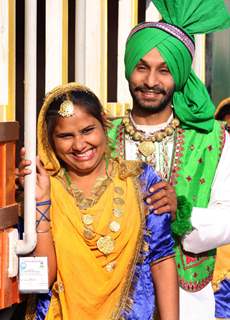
left=19, top=256, right=49, bottom=293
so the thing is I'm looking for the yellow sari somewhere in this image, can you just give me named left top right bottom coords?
left=45, top=162, right=143, bottom=320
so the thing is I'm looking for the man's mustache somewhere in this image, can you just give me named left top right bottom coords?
left=134, top=85, right=166, bottom=95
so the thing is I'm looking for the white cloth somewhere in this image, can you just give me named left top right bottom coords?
left=180, top=283, right=215, bottom=320
left=182, top=132, right=230, bottom=253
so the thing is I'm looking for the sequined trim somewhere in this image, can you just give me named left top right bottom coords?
left=127, top=21, right=195, bottom=58
left=111, top=174, right=146, bottom=319
left=212, top=270, right=230, bottom=292
left=24, top=295, right=37, bottom=320
left=117, top=123, right=126, bottom=158
left=219, top=122, right=226, bottom=156
left=179, top=275, right=213, bottom=292
left=170, top=128, right=184, bottom=186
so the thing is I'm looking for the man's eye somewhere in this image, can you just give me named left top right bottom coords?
left=137, top=65, right=147, bottom=71
left=160, top=68, right=169, bottom=74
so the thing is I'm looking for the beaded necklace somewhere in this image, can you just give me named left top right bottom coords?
left=123, top=114, right=179, bottom=158
left=123, top=114, right=179, bottom=180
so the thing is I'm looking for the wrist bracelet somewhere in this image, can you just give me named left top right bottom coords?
left=37, top=227, right=51, bottom=233
left=36, top=200, right=51, bottom=232
left=36, top=200, right=51, bottom=206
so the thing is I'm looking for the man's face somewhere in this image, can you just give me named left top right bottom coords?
left=129, top=48, right=175, bottom=113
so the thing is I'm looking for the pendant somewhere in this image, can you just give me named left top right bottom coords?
left=138, top=141, right=155, bottom=157
left=114, top=186, right=124, bottom=195
left=113, top=197, right=125, bottom=206
left=82, top=214, right=94, bottom=225
left=113, top=208, right=123, bottom=218
left=109, top=221, right=120, bottom=232
left=97, top=236, right=115, bottom=255
left=83, top=228, right=95, bottom=240
left=105, top=261, right=116, bottom=272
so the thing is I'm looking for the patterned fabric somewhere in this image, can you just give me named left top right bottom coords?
left=109, top=119, right=225, bottom=291
left=33, top=162, right=174, bottom=320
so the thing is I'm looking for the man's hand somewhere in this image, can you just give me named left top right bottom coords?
left=145, top=181, right=177, bottom=220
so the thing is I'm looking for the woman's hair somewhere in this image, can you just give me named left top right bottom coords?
left=45, top=89, right=106, bottom=147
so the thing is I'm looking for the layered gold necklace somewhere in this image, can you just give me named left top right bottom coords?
left=64, top=167, right=125, bottom=265
left=123, top=115, right=180, bottom=158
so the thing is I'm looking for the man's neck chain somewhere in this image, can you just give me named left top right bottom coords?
left=122, top=115, right=180, bottom=158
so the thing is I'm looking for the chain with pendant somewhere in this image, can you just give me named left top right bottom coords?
left=64, top=169, right=125, bottom=271
left=123, top=115, right=179, bottom=181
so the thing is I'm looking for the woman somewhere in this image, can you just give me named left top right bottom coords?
left=19, top=83, right=178, bottom=319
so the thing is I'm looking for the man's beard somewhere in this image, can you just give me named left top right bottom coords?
left=130, top=84, right=174, bottom=114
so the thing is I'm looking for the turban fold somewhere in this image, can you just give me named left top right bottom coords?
left=125, top=0, right=230, bottom=132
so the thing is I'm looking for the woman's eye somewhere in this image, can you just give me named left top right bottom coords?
left=56, top=134, right=73, bottom=139
left=81, top=127, right=95, bottom=135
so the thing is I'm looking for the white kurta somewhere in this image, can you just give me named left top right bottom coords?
left=124, top=117, right=230, bottom=320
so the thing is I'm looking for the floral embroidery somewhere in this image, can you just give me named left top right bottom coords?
left=207, top=145, right=213, bottom=151
left=186, top=176, right=192, bottom=182
left=199, top=178, right=205, bottom=184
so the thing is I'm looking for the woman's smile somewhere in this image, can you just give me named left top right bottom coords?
left=52, top=106, right=107, bottom=176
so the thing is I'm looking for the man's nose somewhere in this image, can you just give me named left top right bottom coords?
left=144, top=70, right=159, bottom=88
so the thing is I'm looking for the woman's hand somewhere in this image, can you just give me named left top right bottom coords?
left=145, top=181, right=177, bottom=220
left=16, top=147, right=51, bottom=201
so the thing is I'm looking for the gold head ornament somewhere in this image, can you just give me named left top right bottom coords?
left=58, top=100, right=75, bottom=117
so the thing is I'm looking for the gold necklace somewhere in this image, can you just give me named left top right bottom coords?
left=123, top=115, right=180, bottom=157
left=64, top=169, right=125, bottom=261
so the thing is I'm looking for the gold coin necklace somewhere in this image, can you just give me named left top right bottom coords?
left=64, top=170, right=125, bottom=257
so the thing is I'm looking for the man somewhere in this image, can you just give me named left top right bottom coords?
left=108, top=0, right=230, bottom=319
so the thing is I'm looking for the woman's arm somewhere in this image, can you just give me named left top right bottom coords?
left=33, top=199, right=57, bottom=286
left=18, top=147, right=57, bottom=286
left=151, top=256, right=179, bottom=320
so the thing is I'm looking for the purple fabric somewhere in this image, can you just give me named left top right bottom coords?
left=35, top=290, right=52, bottom=320
left=215, top=279, right=230, bottom=318
left=35, top=163, right=174, bottom=319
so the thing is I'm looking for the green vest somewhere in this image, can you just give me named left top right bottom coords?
left=108, top=118, right=225, bottom=291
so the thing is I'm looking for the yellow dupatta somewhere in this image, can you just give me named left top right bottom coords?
left=37, top=84, right=144, bottom=319
left=45, top=162, right=143, bottom=319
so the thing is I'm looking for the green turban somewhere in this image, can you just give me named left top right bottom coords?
left=125, top=0, right=230, bottom=132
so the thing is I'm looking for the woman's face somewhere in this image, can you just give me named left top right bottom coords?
left=52, top=105, right=107, bottom=176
